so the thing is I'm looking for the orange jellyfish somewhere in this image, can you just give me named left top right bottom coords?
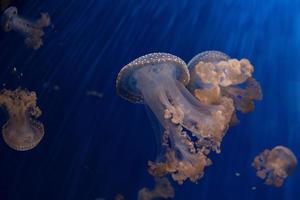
left=0, top=88, right=44, bottom=151
left=138, top=178, right=174, bottom=200
left=116, top=53, right=234, bottom=184
left=252, top=146, right=297, bottom=187
left=187, top=51, right=262, bottom=123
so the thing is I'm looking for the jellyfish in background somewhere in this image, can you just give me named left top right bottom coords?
left=116, top=53, right=235, bottom=184
left=1, top=6, right=51, bottom=49
left=0, top=88, right=44, bottom=151
left=252, top=146, right=297, bottom=187
left=187, top=51, right=262, bottom=123
left=138, top=178, right=174, bottom=200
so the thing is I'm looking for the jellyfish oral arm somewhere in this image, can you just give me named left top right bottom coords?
left=135, top=64, right=232, bottom=149
left=133, top=64, right=228, bottom=184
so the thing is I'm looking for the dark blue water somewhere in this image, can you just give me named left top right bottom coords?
left=0, top=0, right=299, bottom=199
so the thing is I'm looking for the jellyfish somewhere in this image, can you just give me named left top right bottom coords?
left=187, top=51, right=262, bottom=122
left=0, top=88, right=44, bottom=151
left=116, top=53, right=235, bottom=184
left=252, top=146, right=297, bottom=187
left=138, top=178, right=174, bottom=200
left=1, top=6, right=51, bottom=49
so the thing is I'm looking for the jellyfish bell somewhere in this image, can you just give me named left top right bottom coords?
left=271, top=146, right=298, bottom=175
left=188, top=51, right=254, bottom=87
left=188, top=51, right=230, bottom=91
left=116, top=53, right=234, bottom=184
left=252, top=146, right=297, bottom=187
left=0, top=89, right=44, bottom=151
left=187, top=50, right=262, bottom=115
left=116, top=53, right=190, bottom=104
left=2, top=116, right=44, bottom=151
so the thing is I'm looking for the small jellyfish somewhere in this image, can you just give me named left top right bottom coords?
left=252, top=146, right=297, bottom=187
left=116, top=53, right=234, bottom=184
left=0, top=88, right=44, bottom=151
left=138, top=178, right=174, bottom=200
left=1, top=6, right=51, bottom=49
left=187, top=51, right=262, bottom=119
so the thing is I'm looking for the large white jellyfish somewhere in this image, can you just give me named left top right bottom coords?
left=116, top=53, right=235, bottom=184
left=187, top=51, right=262, bottom=124
left=1, top=6, right=51, bottom=49
left=252, top=146, right=297, bottom=187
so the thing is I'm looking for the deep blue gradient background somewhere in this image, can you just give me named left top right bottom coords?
left=0, top=0, right=299, bottom=199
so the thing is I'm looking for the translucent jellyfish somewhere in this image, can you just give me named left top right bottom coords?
left=187, top=51, right=262, bottom=120
left=116, top=53, right=235, bottom=184
left=0, top=88, right=44, bottom=151
left=252, top=146, right=297, bottom=187
left=1, top=6, right=51, bottom=49
left=138, top=178, right=174, bottom=200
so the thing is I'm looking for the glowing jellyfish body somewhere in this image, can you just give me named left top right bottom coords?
left=187, top=51, right=262, bottom=120
left=252, top=146, right=297, bottom=187
left=138, top=178, right=175, bottom=200
left=1, top=6, right=51, bottom=49
left=116, top=53, right=235, bottom=184
left=0, top=88, right=44, bottom=151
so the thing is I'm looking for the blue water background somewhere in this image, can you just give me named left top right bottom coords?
left=0, top=0, right=299, bottom=199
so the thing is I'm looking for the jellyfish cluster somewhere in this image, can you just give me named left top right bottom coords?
left=138, top=178, right=175, bottom=200
left=0, top=88, right=44, bottom=151
left=252, top=146, right=297, bottom=187
left=116, top=51, right=262, bottom=185
left=1, top=6, right=51, bottom=49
